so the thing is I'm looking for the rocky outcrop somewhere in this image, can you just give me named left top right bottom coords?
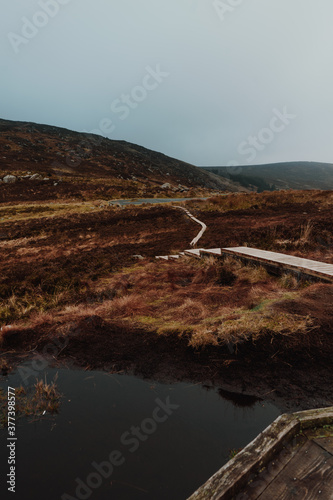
left=3, top=174, right=17, bottom=183
left=1, top=172, right=51, bottom=182
left=29, top=173, right=43, bottom=180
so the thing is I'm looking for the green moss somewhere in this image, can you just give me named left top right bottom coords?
left=136, top=315, right=160, bottom=325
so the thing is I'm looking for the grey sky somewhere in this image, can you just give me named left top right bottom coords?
left=1, top=0, right=333, bottom=166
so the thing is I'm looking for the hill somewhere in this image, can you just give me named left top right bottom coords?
left=0, top=118, right=241, bottom=201
left=202, top=162, right=333, bottom=192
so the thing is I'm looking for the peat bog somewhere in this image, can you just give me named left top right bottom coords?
left=0, top=189, right=332, bottom=412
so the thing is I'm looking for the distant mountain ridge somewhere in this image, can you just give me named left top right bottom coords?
left=0, top=118, right=241, bottom=192
left=201, top=162, right=333, bottom=191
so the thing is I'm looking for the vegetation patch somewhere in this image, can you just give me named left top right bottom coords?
left=0, top=189, right=332, bottom=382
left=0, top=376, right=61, bottom=428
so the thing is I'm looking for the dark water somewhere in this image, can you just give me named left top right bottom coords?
left=0, top=363, right=280, bottom=500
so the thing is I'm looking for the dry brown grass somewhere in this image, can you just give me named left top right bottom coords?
left=189, top=304, right=313, bottom=348
left=193, top=190, right=333, bottom=213
left=21, top=256, right=311, bottom=350
left=1, top=189, right=331, bottom=355
left=101, top=294, right=151, bottom=318
left=0, top=204, right=193, bottom=325
left=0, top=375, right=61, bottom=428
left=234, top=264, right=269, bottom=283
left=299, top=220, right=314, bottom=243
left=0, top=201, right=103, bottom=222
left=0, top=252, right=325, bottom=357
left=186, top=190, right=333, bottom=264
left=0, top=358, right=12, bottom=375
left=279, top=273, right=300, bottom=289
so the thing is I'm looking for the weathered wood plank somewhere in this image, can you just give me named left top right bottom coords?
left=235, top=436, right=308, bottom=500
left=187, top=414, right=300, bottom=499
left=187, top=407, right=333, bottom=500
left=257, top=440, right=333, bottom=500
left=298, top=407, right=333, bottom=429
left=305, top=424, right=333, bottom=441
left=184, top=248, right=203, bottom=258
left=221, top=247, right=333, bottom=282
left=200, top=248, right=223, bottom=256
left=314, top=437, right=333, bottom=456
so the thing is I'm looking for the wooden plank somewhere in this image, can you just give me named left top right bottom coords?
left=235, top=436, right=308, bottom=500
left=222, top=248, right=333, bottom=273
left=221, top=247, right=333, bottom=281
left=257, top=440, right=333, bottom=500
left=298, top=407, right=333, bottom=429
left=184, top=249, right=203, bottom=258
left=187, top=414, right=300, bottom=500
left=314, top=437, right=333, bottom=456
left=188, top=407, right=333, bottom=500
left=200, top=248, right=223, bottom=256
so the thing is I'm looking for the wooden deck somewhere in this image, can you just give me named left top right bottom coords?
left=201, top=247, right=333, bottom=282
left=188, top=407, right=333, bottom=500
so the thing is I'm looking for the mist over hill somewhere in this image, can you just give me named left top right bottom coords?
left=201, top=162, right=333, bottom=192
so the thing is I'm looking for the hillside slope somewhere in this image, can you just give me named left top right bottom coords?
left=202, top=162, right=333, bottom=191
left=0, top=119, right=241, bottom=200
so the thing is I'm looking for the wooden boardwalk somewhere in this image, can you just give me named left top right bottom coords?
left=157, top=246, right=333, bottom=282
left=188, top=407, right=333, bottom=500
left=201, top=247, right=333, bottom=282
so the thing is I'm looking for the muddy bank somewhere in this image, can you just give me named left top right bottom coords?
left=2, top=309, right=333, bottom=413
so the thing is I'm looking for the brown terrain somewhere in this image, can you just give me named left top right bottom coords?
left=0, top=118, right=241, bottom=201
left=0, top=120, right=333, bottom=413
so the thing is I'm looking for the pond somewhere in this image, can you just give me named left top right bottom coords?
left=0, top=362, right=281, bottom=500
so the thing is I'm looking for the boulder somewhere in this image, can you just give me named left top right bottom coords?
left=161, top=183, right=171, bottom=189
left=29, top=173, right=43, bottom=180
left=3, top=175, right=17, bottom=184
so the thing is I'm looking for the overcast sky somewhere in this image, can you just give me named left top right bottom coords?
left=1, top=0, right=333, bottom=167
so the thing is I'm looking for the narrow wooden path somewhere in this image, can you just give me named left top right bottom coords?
left=174, top=206, right=207, bottom=246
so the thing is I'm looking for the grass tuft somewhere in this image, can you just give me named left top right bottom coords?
left=0, top=375, right=61, bottom=428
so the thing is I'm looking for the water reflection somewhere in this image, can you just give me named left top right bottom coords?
left=217, top=388, right=261, bottom=408
left=0, top=363, right=280, bottom=500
